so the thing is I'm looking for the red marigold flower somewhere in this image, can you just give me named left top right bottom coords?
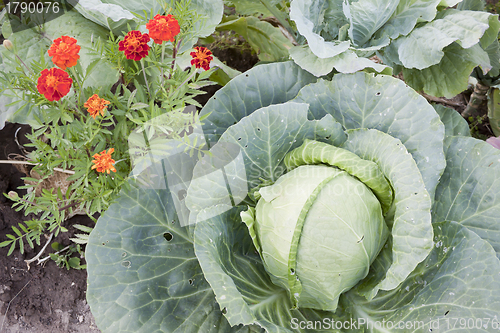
left=37, top=68, right=73, bottom=101
left=146, top=14, right=180, bottom=44
left=190, top=46, right=213, bottom=71
left=84, top=94, right=111, bottom=119
left=47, top=35, right=81, bottom=70
left=91, top=148, right=117, bottom=174
left=118, top=31, right=150, bottom=61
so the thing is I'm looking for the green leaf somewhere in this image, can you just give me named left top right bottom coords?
left=7, top=242, right=16, bottom=256
left=433, top=136, right=500, bottom=258
left=86, top=176, right=246, bottom=332
left=289, top=45, right=390, bottom=77
left=347, top=221, right=500, bottom=332
left=216, top=16, right=293, bottom=62
left=373, top=0, right=441, bottom=40
left=344, top=0, right=399, bottom=47
left=433, top=104, right=471, bottom=137
left=292, top=72, right=446, bottom=201
left=403, top=43, right=489, bottom=98
left=394, top=9, right=495, bottom=69
left=72, top=0, right=137, bottom=34
left=194, top=206, right=355, bottom=330
left=199, top=62, right=317, bottom=143
left=289, top=0, right=350, bottom=59
left=342, top=129, right=433, bottom=298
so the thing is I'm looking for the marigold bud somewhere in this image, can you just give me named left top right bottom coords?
left=3, top=39, right=13, bottom=51
left=7, top=191, right=18, bottom=200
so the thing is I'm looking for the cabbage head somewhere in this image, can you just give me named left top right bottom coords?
left=85, top=62, right=500, bottom=332
left=252, top=143, right=391, bottom=311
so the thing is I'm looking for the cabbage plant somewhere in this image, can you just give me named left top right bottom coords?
left=86, top=62, right=500, bottom=332
left=288, top=0, right=500, bottom=98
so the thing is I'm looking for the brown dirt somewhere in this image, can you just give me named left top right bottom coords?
left=0, top=123, right=101, bottom=332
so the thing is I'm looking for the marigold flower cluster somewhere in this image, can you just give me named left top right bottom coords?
left=37, top=35, right=80, bottom=101
left=91, top=148, right=117, bottom=174
left=84, top=94, right=111, bottom=119
left=190, top=46, right=213, bottom=71
left=118, top=30, right=151, bottom=61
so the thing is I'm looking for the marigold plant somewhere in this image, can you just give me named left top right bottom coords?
left=190, top=46, right=213, bottom=71
left=118, top=31, right=150, bottom=61
left=36, top=68, right=73, bottom=101
left=146, top=14, right=180, bottom=44
left=91, top=148, right=117, bottom=174
left=47, top=35, right=81, bottom=70
left=84, top=94, right=111, bottom=119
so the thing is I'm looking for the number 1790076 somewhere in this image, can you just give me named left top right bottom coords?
left=5, top=1, right=60, bottom=14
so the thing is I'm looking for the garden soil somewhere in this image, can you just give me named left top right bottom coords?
left=0, top=41, right=258, bottom=332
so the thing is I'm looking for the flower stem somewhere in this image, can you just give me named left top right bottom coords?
left=140, top=59, right=151, bottom=97
left=168, top=38, right=181, bottom=81
left=69, top=67, right=83, bottom=105
left=161, top=42, right=166, bottom=86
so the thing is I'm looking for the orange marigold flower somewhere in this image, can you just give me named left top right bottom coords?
left=37, top=68, right=73, bottom=101
left=91, top=148, right=117, bottom=174
left=190, top=46, right=213, bottom=71
left=118, top=31, right=150, bottom=61
left=146, top=14, right=180, bottom=44
left=84, top=94, right=111, bottom=119
left=47, top=36, right=81, bottom=70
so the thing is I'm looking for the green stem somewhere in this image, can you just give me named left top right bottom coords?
left=140, top=59, right=151, bottom=98
left=69, top=67, right=83, bottom=105
left=161, top=42, right=166, bottom=86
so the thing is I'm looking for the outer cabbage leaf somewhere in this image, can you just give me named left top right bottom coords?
left=433, top=104, right=471, bottom=137
left=71, top=0, right=136, bottom=33
left=86, top=159, right=254, bottom=332
left=403, top=43, right=491, bottom=98
left=216, top=16, right=293, bottom=62
left=346, top=221, right=500, bottom=332
left=373, top=0, right=441, bottom=40
left=289, top=45, right=390, bottom=77
left=199, top=62, right=317, bottom=144
left=342, top=129, right=433, bottom=298
left=292, top=72, right=446, bottom=201
left=433, top=136, right=500, bottom=258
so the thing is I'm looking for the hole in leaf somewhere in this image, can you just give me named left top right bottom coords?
left=121, top=260, right=131, bottom=268
left=375, top=92, right=381, bottom=96
left=189, top=279, right=194, bottom=286
left=177, top=189, right=187, bottom=201
left=164, top=232, right=173, bottom=242
left=257, top=128, right=261, bottom=131
left=222, top=307, right=227, bottom=314
left=325, top=135, right=331, bottom=140
left=244, top=144, right=248, bottom=148
left=290, top=268, right=295, bottom=275
left=444, top=310, right=450, bottom=316
left=238, top=137, right=242, bottom=141
left=122, top=252, right=127, bottom=257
